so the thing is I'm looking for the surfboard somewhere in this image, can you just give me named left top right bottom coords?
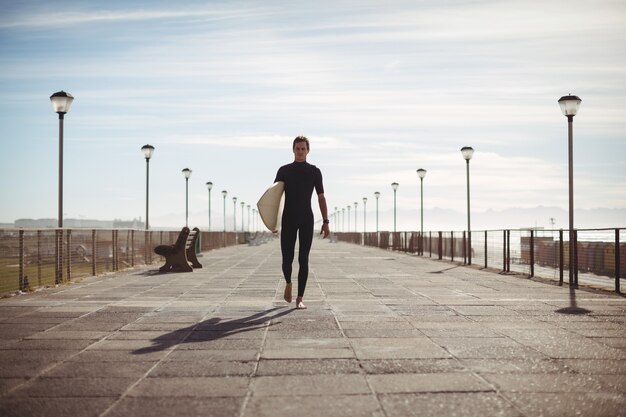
left=257, top=181, right=285, bottom=233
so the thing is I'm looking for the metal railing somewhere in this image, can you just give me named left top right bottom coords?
left=0, top=229, right=242, bottom=294
left=335, top=228, right=624, bottom=293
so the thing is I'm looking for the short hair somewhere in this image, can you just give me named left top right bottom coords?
left=292, top=136, right=310, bottom=151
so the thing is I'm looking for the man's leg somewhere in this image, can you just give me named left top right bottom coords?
left=296, top=223, right=314, bottom=298
left=281, top=222, right=297, bottom=303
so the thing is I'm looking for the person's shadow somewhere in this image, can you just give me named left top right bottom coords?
left=132, top=306, right=294, bottom=354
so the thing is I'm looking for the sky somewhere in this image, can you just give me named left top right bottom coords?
left=0, top=0, right=625, bottom=232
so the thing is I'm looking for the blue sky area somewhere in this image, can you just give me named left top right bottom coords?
left=1, top=0, right=625, bottom=231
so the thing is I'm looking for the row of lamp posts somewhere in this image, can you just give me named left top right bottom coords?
left=51, top=91, right=581, bottom=284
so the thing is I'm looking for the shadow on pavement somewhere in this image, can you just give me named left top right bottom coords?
left=132, top=306, right=294, bottom=354
left=555, top=285, right=592, bottom=315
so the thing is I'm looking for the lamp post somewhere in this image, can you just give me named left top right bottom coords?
left=141, top=145, right=154, bottom=230
left=558, top=94, right=582, bottom=287
left=247, top=205, right=251, bottom=232
left=222, top=190, right=228, bottom=232
left=416, top=168, right=427, bottom=254
left=374, top=192, right=380, bottom=232
left=240, top=201, right=245, bottom=232
left=50, top=91, right=74, bottom=228
left=363, top=197, right=367, bottom=233
left=182, top=168, right=192, bottom=227
left=354, top=202, right=358, bottom=232
left=206, top=182, right=213, bottom=231
left=391, top=183, right=399, bottom=232
left=342, top=208, right=345, bottom=232
left=232, top=197, right=237, bottom=231
left=461, top=147, right=474, bottom=265
left=347, top=205, right=351, bottom=232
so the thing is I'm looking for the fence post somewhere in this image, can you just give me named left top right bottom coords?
left=559, top=229, right=564, bottom=286
left=438, top=231, right=442, bottom=260
left=506, top=230, right=511, bottom=272
left=451, top=231, right=455, bottom=262
left=429, top=232, right=432, bottom=257
left=573, top=230, right=578, bottom=287
left=502, top=230, right=506, bottom=272
left=484, top=230, right=488, bottom=269
left=37, top=230, right=42, bottom=287
left=92, top=230, right=97, bottom=276
left=615, top=229, right=620, bottom=294
left=131, top=230, right=135, bottom=267
left=55, top=229, right=62, bottom=284
left=530, top=230, right=534, bottom=278
left=112, top=230, right=117, bottom=271
left=66, top=229, right=72, bottom=281
left=18, top=230, right=25, bottom=291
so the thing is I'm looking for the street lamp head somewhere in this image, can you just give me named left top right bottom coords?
left=363, top=197, right=367, bottom=203
left=241, top=201, right=245, bottom=207
left=391, top=182, right=399, bottom=191
left=558, top=94, right=582, bottom=117
left=141, top=144, right=155, bottom=160
left=206, top=181, right=213, bottom=190
left=233, top=197, right=237, bottom=203
left=416, top=168, right=427, bottom=179
left=354, top=202, right=358, bottom=207
left=221, top=190, right=228, bottom=197
left=50, top=91, right=74, bottom=114
left=182, top=168, right=192, bottom=179
left=461, top=146, right=474, bottom=161
left=374, top=191, right=380, bottom=198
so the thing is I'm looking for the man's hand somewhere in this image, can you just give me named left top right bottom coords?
left=320, top=223, right=330, bottom=238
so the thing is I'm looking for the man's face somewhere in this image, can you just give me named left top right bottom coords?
left=293, top=142, right=309, bottom=162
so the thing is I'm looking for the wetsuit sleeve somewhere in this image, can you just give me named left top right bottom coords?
left=274, top=166, right=285, bottom=183
left=314, top=167, right=324, bottom=195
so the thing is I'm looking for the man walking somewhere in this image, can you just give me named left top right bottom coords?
left=275, top=136, right=330, bottom=309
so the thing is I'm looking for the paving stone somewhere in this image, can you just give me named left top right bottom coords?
left=360, top=359, right=467, bottom=374
left=350, top=337, right=451, bottom=359
left=504, top=392, right=626, bottom=417
left=482, top=373, right=609, bottom=393
left=128, top=376, right=249, bottom=397
left=251, top=374, right=371, bottom=396
left=256, top=359, right=360, bottom=376
left=367, top=373, right=493, bottom=393
left=0, top=397, right=115, bottom=417
left=149, top=360, right=255, bottom=377
left=244, top=394, right=382, bottom=417
left=45, top=360, right=157, bottom=378
left=379, top=393, right=524, bottom=417
left=9, top=377, right=137, bottom=397
left=106, top=397, right=244, bottom=417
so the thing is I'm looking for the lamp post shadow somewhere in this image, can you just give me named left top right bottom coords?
left=555, top=285, right=592, bottom=315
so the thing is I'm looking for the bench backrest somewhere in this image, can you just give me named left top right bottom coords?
left=173, top=227, right=191, bottom=250
left=185, top=227, right=200, bottom=250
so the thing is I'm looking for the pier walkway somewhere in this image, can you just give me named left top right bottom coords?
left=0, top=238, right=624, bottom=417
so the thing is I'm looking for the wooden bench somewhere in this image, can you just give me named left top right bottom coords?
left=154, top=227, right=203, bottom=272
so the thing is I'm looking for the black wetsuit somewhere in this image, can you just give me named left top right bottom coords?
left=274, top=161, right=324, bottom=297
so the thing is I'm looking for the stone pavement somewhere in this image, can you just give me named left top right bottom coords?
left=0, top=237, right=624, bottom=417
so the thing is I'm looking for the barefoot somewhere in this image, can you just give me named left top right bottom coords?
left=295, top=297, right=306, bottom=309
left=283, top=283, right=292, bottom=303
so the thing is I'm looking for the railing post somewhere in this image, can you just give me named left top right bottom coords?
left=451, top=231, right=455, bottom=262
left=112, top=230, right=117, bottom=271
left=429, top=232, right=432, bottom=257
left=502, top=230, right=506, bottom=272
left=484, top=230, right=488, bottom=269
left=573, top=229, right=578, bottom=287
left=559, top=229, right=564, bottom=286
left=92, top=230, right=97, bottom=276
left=530, top=230, right=535, bottom=278
left=18, top=230, right=25, bottom=291
left=37, top=230, right=42, bottom=287
left=615, top=229, right=620, bottom=294
left=438, top=231, right=442, bottom=260
left=66, top=229, right=72, bottom=281
left=55, top=229, right=62, bottom=284
left=506, top=230, right=511, bottom=272
left=131, top=230, right=135, bottom=267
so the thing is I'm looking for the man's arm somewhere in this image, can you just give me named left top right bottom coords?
left=318, top=193, right=330, bottom=238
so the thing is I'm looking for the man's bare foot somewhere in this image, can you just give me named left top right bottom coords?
left=283, top=283, right=292, bottom=303
left=295, top=297, right=306, bottom=309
